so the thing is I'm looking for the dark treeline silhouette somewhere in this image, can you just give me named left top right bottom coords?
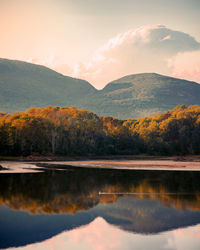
left=0, top=105, right=200, bottom=156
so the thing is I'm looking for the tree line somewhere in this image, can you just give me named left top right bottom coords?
left=0, top=105, right=200, bottom=156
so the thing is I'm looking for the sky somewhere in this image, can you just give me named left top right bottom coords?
left=1, top=0, right=200, bottom=89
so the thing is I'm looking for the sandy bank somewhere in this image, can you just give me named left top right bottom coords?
left=1, top=158, right=200, bottom=173
left=42, top=160, right=200, bottom=171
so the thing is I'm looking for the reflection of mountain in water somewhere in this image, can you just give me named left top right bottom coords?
left=0, top=167, right=200, bottom=248
left=95, top=196, right=200, bottom=233
left=7, top=217, right=200, bottom=250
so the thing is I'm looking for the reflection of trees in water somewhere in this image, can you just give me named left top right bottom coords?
left=0, top=167, right=200, bottom=214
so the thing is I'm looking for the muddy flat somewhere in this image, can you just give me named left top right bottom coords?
left=44, top=160, right=200, bottom=171
left=1, top=159, right=200, bottom=173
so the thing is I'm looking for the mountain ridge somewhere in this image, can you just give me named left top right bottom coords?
left=0, top=58, right=95, bottom=85
left=0, top=58, right=97, bottom=112
left=1, top=58, right=200, bottom=118
left=80, top=72, right=200, bottom=118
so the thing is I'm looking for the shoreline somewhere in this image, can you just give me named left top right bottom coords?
left=0, top=154, right=200, bottom=162
left=1, top=157, right=200, bottom=173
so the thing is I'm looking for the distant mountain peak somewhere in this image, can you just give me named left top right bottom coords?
left=1, top=58, right=200, bottom=118
left=0, top=58, right=97, bottom=113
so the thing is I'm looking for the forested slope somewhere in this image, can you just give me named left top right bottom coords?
left=0, top=58, right=96, bottom=112
left=83, top=73, right=200, bottom=118
left=1, top=59, right=200, bottom=118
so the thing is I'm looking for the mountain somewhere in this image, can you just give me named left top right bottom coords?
left=81, top=73, right=200, bottom=118
left=1, top=58, right=200, bottom=118
left=0, top=58, right=96, bottom=112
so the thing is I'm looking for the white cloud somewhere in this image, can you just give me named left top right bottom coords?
left=161, top=35, right=171, bottom=41
left=168, top=51, right=200, bottom=83
left=77, top=24, right=200, bottom=88
left=27, top=25, right=200, bottom=89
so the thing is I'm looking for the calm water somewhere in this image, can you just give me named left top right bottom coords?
left=0, top=164, right=200, bottom=249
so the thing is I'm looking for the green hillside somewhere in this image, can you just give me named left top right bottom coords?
left=1, top=58, right=200, bottom=118
left=0, top=58, right=96, bottom=112
left=82, top=73, right=200, bottom=118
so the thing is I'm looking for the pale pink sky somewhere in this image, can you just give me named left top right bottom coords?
left=1, top=0, right=200, bottom=89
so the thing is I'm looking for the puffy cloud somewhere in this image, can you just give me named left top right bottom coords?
left=27, top=25, right=200, bottom=88
left=75, top=25, right=200, bottom=88
left=168, top=51, right=200, bottom=83
left=95, top=24, right=200, bottom=56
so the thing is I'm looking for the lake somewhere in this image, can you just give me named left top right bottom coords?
left=0, top=162, right=200, bottom=249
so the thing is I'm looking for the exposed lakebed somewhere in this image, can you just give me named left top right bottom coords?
left=1, top=159, right=200, bottom=173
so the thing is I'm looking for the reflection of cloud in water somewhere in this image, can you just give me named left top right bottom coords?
left=1, top=167, right=200, bottom=249
left=8, top=217, right=200, bottom=250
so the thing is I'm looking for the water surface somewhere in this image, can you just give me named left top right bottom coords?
left=0, top=163, right=200, bottom=249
